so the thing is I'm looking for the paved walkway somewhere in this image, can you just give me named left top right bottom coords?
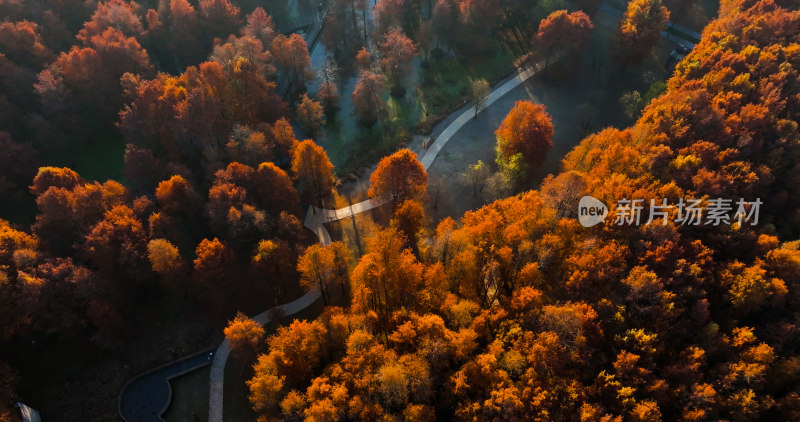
left=302, top=58, right=552, bottom=233
left=128, top=9, right=697, bottom=418
left=119, top=350, right=215, bottom=422
left=207, top=289, right=321, bottom=422
left=206, top=56, right=553, bottom=422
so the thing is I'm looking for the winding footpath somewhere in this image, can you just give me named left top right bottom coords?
left=125, top=18, right=700, bottom=419
left=126, top=14, right=702, bottom=420
left=207, top=56, right=552, bottom=422
left=300, top=58, right=553, bottom=245
left=207, top=289, right=322, bottom=422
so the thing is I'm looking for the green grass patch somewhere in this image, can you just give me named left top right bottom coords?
left=335, top=120, right=413, bottom=180
left=164, top=366, right=211, bottom=422
left=223, top=355, right=258, bottom=422
left=419, top=50, right=514, bottom=119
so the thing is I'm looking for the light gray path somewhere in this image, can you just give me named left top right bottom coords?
left=207, top=6, right=704, bottom=418
left=304, top=57, right=552, bottom=231
left=419, top=63, right=548, bottom=170
left=207, top=289, right=322, bottom=422
left=207, top=57, right=551, bottom=422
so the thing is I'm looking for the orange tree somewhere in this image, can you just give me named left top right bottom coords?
left=368, top=149, right=427, bottom=205
left=495, top=100, right=554, bottom=188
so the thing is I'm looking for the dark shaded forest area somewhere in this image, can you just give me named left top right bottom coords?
left=1, top=0, right=799, bottom=420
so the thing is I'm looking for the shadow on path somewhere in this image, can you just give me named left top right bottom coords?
left=119, top=349, right=215, bottom=422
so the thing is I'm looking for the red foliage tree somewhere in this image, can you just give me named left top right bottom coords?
left=253, top=162, right=300, bottom=216
left=241, top=7, right=276, bottom=47
left=36, top=27, right=153, bottom=143
left=272, top=33, right=313, bottom=96
left=198, top=0, right=241, bottom=43
left=379, top=28, right=418, bottom=95
left=374, top=0, right=404, bottom=36
left=317, top=81, right=340, bottom=116
left=533, top=10, right=593, bottom=66
left=368, top=149, right=428, bottom=204
left=495, top=100, right=554, bottom=184
left=83, top=205, right=148, bottom=279
left=77, top=0, right=144, bottom=43
left=352, top=70, right=387, bottom=127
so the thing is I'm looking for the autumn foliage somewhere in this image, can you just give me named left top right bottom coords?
left=291, top=139, right=336, bottom=208
left=495, top=100, right=554, bottom=185
left=534, top=10, right=593, bottom=65
left=368, top=149, right=428, bottom=204
left=379, top=27, right=418, bottom=94
left=0, top=0, right=327, bottom=416
left=2, top=0, right=800, bottom=420
left=243, top=1, right=800, bottom=421
left=352, top=70, right=388, bottom=127
left=224, top=312, right=265, bottom=357
left=616, top=0, right=670, bottom=66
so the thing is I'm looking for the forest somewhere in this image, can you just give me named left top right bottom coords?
left=0, top=0, right=799, bottom=421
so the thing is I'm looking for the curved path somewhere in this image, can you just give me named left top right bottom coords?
left=207, top=288, right=321, bottom=422
left=119, top=349, right=215, bottom=422
left=301, top=57, right=553, bottom=239
left=207, top=55, right=553, bottom=422
left=126, top=9, right=700, bottom=418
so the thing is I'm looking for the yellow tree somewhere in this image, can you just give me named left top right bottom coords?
left=616, top=0, right=669, bottom=68
left=147, top=238, right=184, bottom=278
left=224, top=311, right=265, bottom=359
left=296, top=93, right=325, bottom=139
left=351, top=227, right=424, bottom=329
left=297, top=244, right=336, bottom=305
left=291, top=139, right=335, bottom=208
left=297, top=241, right=351, bottom=304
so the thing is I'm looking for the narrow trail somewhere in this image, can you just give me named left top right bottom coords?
left=126, top=17, right=697, bottom=419
left=207, top=289, right=321, bottom=422
left=121, top=5, right=699, bottom=417
left=208, top=56, right=552, bottom=422
left=301, top=58, right=552, bottom=242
